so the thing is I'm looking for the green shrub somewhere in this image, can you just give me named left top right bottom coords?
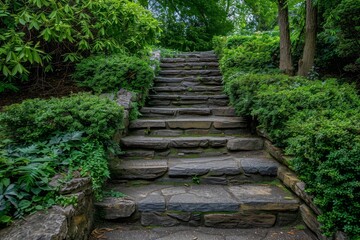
left=73, top=53, right=154, bottom=106
left=225, top=73, right=360, bottom=237
left=0, top=0, right=160, bottom=90
left=0, top=93, right=124, bottom=225
left=0, top=93, right=124, bottom=143
left=214, top=32, right=280, bottom=74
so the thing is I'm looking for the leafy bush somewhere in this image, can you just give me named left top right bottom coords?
left=213, top=32, right=280, bottom=74
left=73, top=53, right=154, bottom=105
left=0, top=0, right=160, bottom=91
left=0, top=93, right=124, bottom=226
left=225, top=73, right=360, bottom=237
left=0, top=93, right=123, bottom=143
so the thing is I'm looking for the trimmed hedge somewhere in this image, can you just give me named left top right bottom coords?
left=224, top=73, right=360, bottom=237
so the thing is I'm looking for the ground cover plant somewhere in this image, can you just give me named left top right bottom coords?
left=223, top=72, right=360, bottom=238
left=0, top=93, right=124, bottom=226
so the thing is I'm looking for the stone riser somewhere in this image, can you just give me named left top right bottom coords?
left=160, top=64, right=219, bottom=70
left=110, top=156, right=279, bottom=183
left=138, top=210, right=299, bottom=228
left=129, top=128, right=249, bottom=137
left=159, top=70, right=221, bottom=77
left=161, top=58, right=219, bottom=63
left=140, top=107, right=237, bottom=117
left=147, top=99, right=229, bottom=107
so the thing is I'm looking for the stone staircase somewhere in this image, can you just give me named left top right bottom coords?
left=97, top=51, right=301, bottom=229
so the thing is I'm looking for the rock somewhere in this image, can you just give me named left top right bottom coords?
left=141, top=212, right=179, bottom=227
left=276, top=212, right=299, bottom=226
left=168, top=186, right=239, bottom=212
left=227, top=138, right=264, bottom=151
left=116, top=89, right=133, bottom=110
left=228, top=185, right=299, bottom=211
left=138, top=195, right=166, bottom=212
left=204, top=212, right=276, bottom=228
left=213, top=119, right=247, bottom=129
left=169, top=138, right=209, bottom=148
left=277, top=166, right=301, bottom=189
left=124, top=150, right=155, bottom=158
left=110, top=160, right=168, bottom=180
left=167, top=120, right=212, bottom=129
left=300, top=204, right=328, bottom=240
left=121, top=137, right=169, bottom=149
left=212, top=107, right=236, bottom=116
left=178, top=108, right=211, bottom=115
left=0, top=211, right=67, bottom=240
left=239, top=158, right=278, bottom=176
left=95, top=197, right=136, bottom=219
left=129, top=120, right=166, bottom=129
left=151, top=130, right=184, bottom=137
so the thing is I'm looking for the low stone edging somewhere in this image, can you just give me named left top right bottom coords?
left=0, top=177, right=93, bottom=240
left=258, top=130, right=348, bottom=240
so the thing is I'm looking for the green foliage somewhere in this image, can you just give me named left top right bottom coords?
left=73, top=53, right=154, bottom=106
left=214, top=32, right=280, bottom=75
left=143, top=0, right=233, bottom=51
left=225, top=73, right=360, bottom=237
left=0, top=0, right=160, bottom=90
left=0, top=94, right=125, bottom=225
left=0, top=93, right=124, bottom=143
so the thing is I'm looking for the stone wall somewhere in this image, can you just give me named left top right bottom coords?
left=258, top=129, right=349, bottom=240
left=0, top=177, right=93, bottom=240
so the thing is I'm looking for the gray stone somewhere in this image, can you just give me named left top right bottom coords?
left=169, top=157, right=240, bottom=177
left=227, top=138, right=264, bottom=151
left=204, top=212, right=276, bottom=228
left=0, top=210, right=67, bottom=240
left=129, top=120, right=166, bottom=129
left=167, top=119, right=212, bottom=129
left=202, top=176, right=228, bottom=185
left=239, top=158, right=278, bottom=176
left=169, top=137, right=209, bottom=148
left=95, top=197, right=136, bottom=219
left=116, top=89, right=133, bottom=110
left=138, top=195, right=166, bottom=212
left=121, top=137, right=169, bottom=149
left=141, top=212, right=179, bottom=227
left=276, top=212, right=299, bottom=226
left=151, top=130, right=184, bottom=137
left=167, top=212, right=191, bottom=222
left=178, top=108, right=212, bottom=115
left=208, top=99, right=229, bottom=106
left=229, top=185, right=299, bottom=211
left=212, top=107, right=236, bottom=116
left=159, top=70, right=221, bottom=76
left=110, top=160, right=168, bottom=180
left=168, top=186, right=239, bottom=212
left=140, top=107, right=175, bottom=115
left=213, top=120, right=247, bottom=129
left=124, top=150, right=155, bottom=158
left=300, top=204, right=327, bottom=240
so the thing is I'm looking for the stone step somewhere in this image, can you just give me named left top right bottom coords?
left=110, top=156, right=279, bottom=183
left=151, top=86, right=223, bottom=95
left=96, top=183, right=300, bottom=228
left=174, top=53, right=217, bottom=58
left=147, top=95, right=229, bottom=107
left=154, top=76, right=222, bottom=87
left=160, top=62, right=219, bottom=70
left=161, top=58, right=219, bottom=63
left=120, top=136, right=264, bottom=159
left=140, top=107, right=237, bottom=117
left=158, top=70, right=221, bottom=77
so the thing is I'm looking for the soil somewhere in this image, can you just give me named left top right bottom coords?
left=0, top=74, right=87, bottom=110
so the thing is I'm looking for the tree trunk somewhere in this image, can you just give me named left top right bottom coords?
left=278, top=0, right=293, bottom=75
left=298, top=0, right=317, bottom=76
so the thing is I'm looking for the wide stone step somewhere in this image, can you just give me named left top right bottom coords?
left=120, top=136, right=264, bottom=159
left=96, top=183, right=300, bottom=228
left=159, top=70, right=221, bottom=77
left=155, top=76, right=222, bottom=87
left=161, top=57, right=220, bottom=63
left=129, top=117, right=247, bottom=133
left=110, top=156, right=279, bottom=183
left=147, top=95, right=229, bottom=107
left=160, top=62, right=219, bottom=70
left=151, top=86, right=223, bottom=95
left=140, top=107, right=237, bottom=117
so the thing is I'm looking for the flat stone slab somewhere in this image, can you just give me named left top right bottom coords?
left=168, top=185, right=239, bottom=212
left=169, top=157, right=241, bottom=177
left=227, top=138, right=264, bottom=151
left=121, top=137, right=169, bottom=149
left=148, top=94, right=228, bottom=101
left=239, top=158, right=279, bottom=176
left=140, top=107, right=238, bottom=118
left=95, top=197, right=136, bottom=219
left=159, top=70, right=221, bottom=76
left=110, top=160, right=168, bottom=180
left=129, top=117, right=247, bottom=130
left=229, top=185, right=300, bottom=211
left=108, top=183, right=300, bottom=214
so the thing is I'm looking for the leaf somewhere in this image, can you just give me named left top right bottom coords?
left=18, top=200, right=32, bottom=209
